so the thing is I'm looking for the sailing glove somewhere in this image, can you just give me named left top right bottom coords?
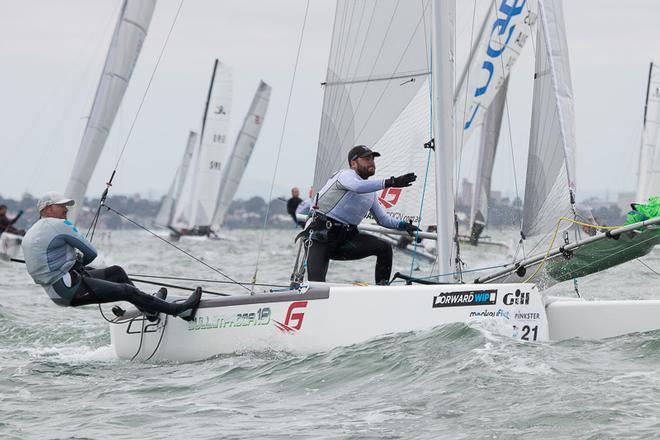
left=398, top=220, right=421, bottom=237
left=385, top=172, right=417, bottom=188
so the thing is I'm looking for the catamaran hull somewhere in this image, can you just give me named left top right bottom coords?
left=0, top=232, right=23, bottom=261
left=110, top=283, right=660, bottom=362
left=111, top=282, right=554, bottom=361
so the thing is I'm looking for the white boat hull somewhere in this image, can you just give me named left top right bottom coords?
left=111, top=282, right=555, bottom=361
left=0, top=232, right=23, bottom=261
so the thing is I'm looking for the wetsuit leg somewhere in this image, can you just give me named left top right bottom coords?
left=331, top=232, right=393, bottom=284
left=307, top=240, right=331, bottom=282
left=70, top=277, right=183, bottom=315
left=86, top=266, right=134, bottom=285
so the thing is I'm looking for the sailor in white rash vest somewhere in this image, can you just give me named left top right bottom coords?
left=22, top=191, right=202, bottom=320
left=306, top=145, right=420, bottom=285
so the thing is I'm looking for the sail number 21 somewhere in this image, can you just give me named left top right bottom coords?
left=521, top=325, right=538, bottom=341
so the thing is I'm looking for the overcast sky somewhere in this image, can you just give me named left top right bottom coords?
left=0, top=0, right=659, bottom=204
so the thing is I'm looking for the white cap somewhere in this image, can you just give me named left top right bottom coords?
left=37, top=191, right=75, bottom=213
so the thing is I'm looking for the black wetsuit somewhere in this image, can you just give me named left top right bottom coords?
left=287, top=196, right=303, bottom=225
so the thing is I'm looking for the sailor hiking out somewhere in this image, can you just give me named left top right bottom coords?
left=21, top=192, right=202, bottom=320
left=305, top=145, right=419, bottom=285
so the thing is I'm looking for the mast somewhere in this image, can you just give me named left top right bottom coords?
left=431, top=0, right=456, bottom=279
left=636, top=61, right=654, bottom=202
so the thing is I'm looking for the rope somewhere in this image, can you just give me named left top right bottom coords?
left=112, top=0, right=185, bottom=171
left=126, top=273, right=289, bottom=289
left=252, top=0, right=311, bottom=291
left=103, top=204, right=252, bottom=293
left=523, top=217, right=624, bottom=283
left=409, top=2, right=433, bottom=276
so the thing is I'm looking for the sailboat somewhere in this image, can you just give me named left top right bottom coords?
left=158, top=60, right=272, bottom=240
left=475, top=60, right=660, bottom=289
left=64, top=0, right=157, bottom=223
left=108, top=0, right=660, bottom=362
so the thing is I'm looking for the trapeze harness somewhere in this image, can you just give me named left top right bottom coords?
left=303, top=169, right=404, bottom=284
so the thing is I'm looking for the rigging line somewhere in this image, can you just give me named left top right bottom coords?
left=112, top=0, right=185, bottom=171
left=252, top=0, right=311, bottom=289
left=409, top=3, right=432, bottom=276
left=636, top=258, right=660, bottom=277
left=454, top=0, right=480, bottom=205
left=103, top=203, right=252, bottom=293
left=126, top=273, right=289, bottom=288
left=129, top=277, right=231, bottom=296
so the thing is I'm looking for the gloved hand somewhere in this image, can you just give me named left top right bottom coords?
left=398, top=220, right=421, bottom=237
left=385, top=172, right=417, bottom=188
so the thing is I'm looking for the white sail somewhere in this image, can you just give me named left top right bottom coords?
left=313, top=0, right=432, bottom=193
left=455, top=0, right=538, bottom=149
left=522, top=0, right=576, bottom=238
left=636, top=62, right=660, bottom=203
left=155, top=131, right=198, bottom=227
left=65, top=0, right=157, bottom=223
left=212, top=81, right=271, bottom=228
left=186, top=60, right=233, bottom=229
left=469, top=78, right=508, bottom=232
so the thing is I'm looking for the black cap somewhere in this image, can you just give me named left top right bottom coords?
left=347, top=145, right=381, bottom=164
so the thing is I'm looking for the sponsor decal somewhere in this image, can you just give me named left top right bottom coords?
left=432, top=289, right=497, bottom=308
left=274, top=301, right=308, bottom=333
left=463, top=0, right=535, bottom=130
left=469, top=308, right=510, bottom=319
left=514, top=311, right=540, bottom=321
left=378, top=188, right=402, bottom=209
left=503, top=289, right=530, bottom=305
left=188, top=307, right=271, bottom=331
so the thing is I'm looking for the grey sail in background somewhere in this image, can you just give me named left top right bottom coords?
left=212, top=81, right=271, bottom=228
left=65, top=0, right=157, bottom=223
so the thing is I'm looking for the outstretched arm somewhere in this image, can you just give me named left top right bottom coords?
left=336, top=171, right=385, bottom=193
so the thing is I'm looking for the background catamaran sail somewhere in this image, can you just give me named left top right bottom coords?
left=155, top=131, right=198, bottom=228
left=163, top=68, right=271, bottom=234
left=636, top=61, right=660, bottom=203
left=65, top=0, right=157, bottom=223
left=182, top=59, right=233, bottom=231
left=212, top=81, right=272, bottom=228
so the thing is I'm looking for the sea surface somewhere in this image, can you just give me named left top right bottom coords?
left=2, top=227, right=660, bottom=439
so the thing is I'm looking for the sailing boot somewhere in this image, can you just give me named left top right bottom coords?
left=176, top=287, right=203, bottom=322
left=144, top=288, right=168, bottom=322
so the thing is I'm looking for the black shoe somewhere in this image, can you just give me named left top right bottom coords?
left=177, top=287, right=202, bottom=322
left=153, top=287, right=168, bottom=301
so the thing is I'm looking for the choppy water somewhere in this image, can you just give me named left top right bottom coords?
left=2, top=227, right=660, bottom=439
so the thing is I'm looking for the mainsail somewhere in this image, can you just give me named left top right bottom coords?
left=522, top=0, right=576, bottom=239
left=635, top=61, right=660, bottom=203
left=212, top=81, right=272, bottom=228
left=65, top=0, right=157, bottom=223
left=155, top=131, right=198, bottom=227
left=182, top=59, right=233, bottom=229
left=469, top=78, right=508, bottom=240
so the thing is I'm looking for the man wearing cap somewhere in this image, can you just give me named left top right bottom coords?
left=21, top=191, right=202, bottom=320
left=305, top=145, right=419, bottom=285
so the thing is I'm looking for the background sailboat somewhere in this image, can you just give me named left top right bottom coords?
left=160, top=61, right=271, bottom=239
left=64, top=0, right=157, bottom=224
